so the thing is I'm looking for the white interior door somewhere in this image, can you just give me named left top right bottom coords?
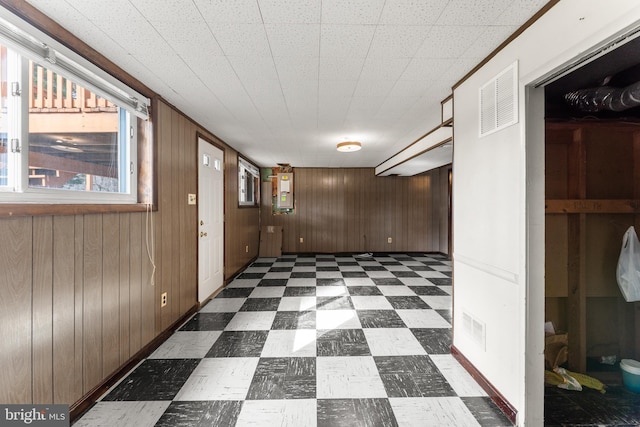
left=198, top=138, right=224, bottom=303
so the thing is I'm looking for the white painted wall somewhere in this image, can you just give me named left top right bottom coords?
left=452, top=1, right=640, bottom=425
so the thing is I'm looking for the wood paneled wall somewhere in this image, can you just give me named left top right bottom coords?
left=260, top=166, right=451, bottom=254
left=0, top=99, right=260, bottom=406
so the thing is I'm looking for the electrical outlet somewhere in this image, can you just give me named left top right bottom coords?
left=299, top=237, right=304, bottom=243
left=387, top=237, right=392, bottom=244
left=161, top=292, right=167, bottom=307
left=187, top=193, right=196, bottom=205
left=245, top=245, right=249, bottom=253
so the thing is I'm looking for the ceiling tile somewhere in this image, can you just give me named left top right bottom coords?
left=379, top=0, right=449, bottom=26
left=258, top=0, right=321, bottom=24
left=359, top=56, right=411, bottom=81
left=436, top=0, right=514, bottom=26
left=211, top=23, right=272, bottom=56
left=387, top=80, right=431, bottom=98
left=367, top=25, right=432, bottom=58
left=319, top=56, right=366, bottom=80
left=62, top=0, right=135, bottom=21
left=130, top=0, right=203, bottom=23
left=463, top=25, right=517, bottom=59
left=353, top=79, right=395, bottom=97
left=193, top=0, right=262, bottom=23
left=414, top=26, right=486, bottom=58
left=281, top=80, right=318, bottom=103
left=400, top=57, right=457, bottom=81
left=226, top=56, right=279, bottom=81
left=274, top=57, right=319, bottom=81
left=320, top=0, right=386, bottom=24
left=319, top=80, right=358, bottom=99
left=494, top=0, right=548, bottom=25
left=265, top=24, right=321, bottom=57
left=320, top=24, right=376, bottom=57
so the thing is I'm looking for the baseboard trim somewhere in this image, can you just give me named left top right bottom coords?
left=450, top=345, right=517, bottom=424
left=70, top=305, right=199, bottom=422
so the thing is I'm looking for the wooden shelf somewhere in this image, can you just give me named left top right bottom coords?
left=546, top=199, right=640, bottom=214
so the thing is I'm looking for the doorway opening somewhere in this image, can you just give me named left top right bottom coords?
left=543, top=34, right=640, bottom=425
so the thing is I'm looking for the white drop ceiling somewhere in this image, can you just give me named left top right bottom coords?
left=24, top=0, right=548, bottom=169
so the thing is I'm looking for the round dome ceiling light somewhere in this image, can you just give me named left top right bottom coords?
left=336, top=141, right=362, bottom=152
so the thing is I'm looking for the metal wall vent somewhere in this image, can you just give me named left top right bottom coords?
left=479, top=61, right=518, bottom=137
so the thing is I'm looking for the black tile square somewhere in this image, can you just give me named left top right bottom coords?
left=283, top=286, right=316, bottom=296
left=317, top=399, right=398, bottom=427
left=102, top=359, right=199, bottom=401
left=409, top=286, right=449, bottom=296
left=341, top=271, right=368, bottom=278
left=428, top=277, right=452, bottom=286
left=408, top=265, right=434, bottom=271
left=411, top=328, right=452, bottom=354
left=246, top=357, right=316, bottom=400
left=348, top=286, right=383, bottom=296
left=316, top=329, right=371, bottom=356
left=317, top=296, right=354, bottom=310
left=269, top=267, right=293, bottom=272
left=179, top=312, right=235, bottom=331
left=380, top=261, right=402, bottom=266
left=543, top=394, right=594, bottom=426
left=236, top=272, right=265, bottom=279
left=258, top=279, right=288, bottom=286
left=392, top=271, right=421, bottom=278
left=436, top=309, right=452, bottom=324
left=372, top=277, right=404, bottom=286
left=357, top=310, right=406, bottom=328
left=291, top=272, right=316, bottom=278
left=374, top=355, right=456, bottom=397
left=317, top=278, right=345, bottom=286
left=217, top=287, right=254, bottom=298
left=392, top=255, right=412, bottom=260
left=462, top=397, right=514, bottom=426
left=251, top=262, right=273, bottom=268
left=155, top=401, right=243, bottom=427
left=317, top=266, right=340, bottom=272
left=271, top=311, right=316, bottom=329
left=442, top=271, right=453, bottom=277
left=386, top=296, right=430, bottom=309
left=363, top=265, right=387, bottom=271
left=205, top=331, right=268, bottom=357
left=240, top=298, right=281, bottom=311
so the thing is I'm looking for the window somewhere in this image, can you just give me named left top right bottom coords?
left=0, top=10, right=149, bottom=204
left=238, top=157, right=259, bottom=207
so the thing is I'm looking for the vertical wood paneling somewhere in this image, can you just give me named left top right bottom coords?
left=262, top=166, right=450, bottom=254
left=129, top=212, right=143, bottom=355
left=158, top=104, right=172, bottom=331
left=119, top=214, right=131, bottom=364
left=73, top=216, right=84, bottom=397
left=52, top=216, right=77, bottom=404
left=170, top=113, right=182, bottom=324
left=0, top=218, right=32, bottom=404
left=33, top=216, right=53, bottom=404
left=102, top=214, right=120, bottom=377
left=83, top=214, right=103, bottom=391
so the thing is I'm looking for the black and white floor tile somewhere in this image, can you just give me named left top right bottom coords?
left=74, top=253, right=513, bottom=427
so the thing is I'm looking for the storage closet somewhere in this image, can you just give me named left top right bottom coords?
left=545, top=119, right=640, bottom=380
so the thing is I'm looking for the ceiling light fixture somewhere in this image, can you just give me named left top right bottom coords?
left=336, top=141, right=362, bottom=152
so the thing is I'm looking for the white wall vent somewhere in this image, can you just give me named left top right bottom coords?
left=462, top=311, right=486, bottom=351
left=479, top=61, right=518, bottom=137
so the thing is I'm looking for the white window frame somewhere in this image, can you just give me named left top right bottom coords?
left=238, top=157, right=259, bottom=207
left=0, top=7, right=149, bottom=204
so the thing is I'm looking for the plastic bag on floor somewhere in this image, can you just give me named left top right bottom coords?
left=616, top=226, right=640, bottom=302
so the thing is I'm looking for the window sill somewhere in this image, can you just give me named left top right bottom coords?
left=0, top=203, right=155, bottom=218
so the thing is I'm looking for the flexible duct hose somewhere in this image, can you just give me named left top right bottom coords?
left=564, top=81, right=640, bottom=112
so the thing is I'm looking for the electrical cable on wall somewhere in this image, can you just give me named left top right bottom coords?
left=145, top=202, right=156, bottom=285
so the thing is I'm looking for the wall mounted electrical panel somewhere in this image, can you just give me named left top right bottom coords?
left=277, top=173, right=293, bottom=209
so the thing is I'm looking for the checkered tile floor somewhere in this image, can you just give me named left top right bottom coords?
left=75, top=253, right=513, bottom=427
